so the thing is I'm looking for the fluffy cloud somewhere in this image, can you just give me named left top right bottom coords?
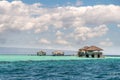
left=0, top=1, right=120, bottom=48
left=55, top=39, right=69, bottom=45
left=56, top=30, right=63, bottom=39
left=99, top=38, right=113, bottom=47
left=0, top=1, right=47, bottom=33
left=70, top=25, right=108, bottom=41
left=117, top=24, right=120, bottom=28
left=39, top=38, right=51, bottom=44
left=56, top=30, right=63, bottom=36
left=0, top=1, right=120, bottom=33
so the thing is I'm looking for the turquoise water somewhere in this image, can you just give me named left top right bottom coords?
left=0, top=55, right=120, bottom=80
left=0, top=55, right=120, bottom=61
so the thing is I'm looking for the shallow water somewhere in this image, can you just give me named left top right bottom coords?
left=0, top=56, right=120, bottom=80
left=0, top=55, right=120, bottom=61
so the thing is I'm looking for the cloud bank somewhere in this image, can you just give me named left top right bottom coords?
left=0, top=1, right=120, bottom=48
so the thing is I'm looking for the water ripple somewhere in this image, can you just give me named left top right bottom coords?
left=0, top=59, right=120, bottom=80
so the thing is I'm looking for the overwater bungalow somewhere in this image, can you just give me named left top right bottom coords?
left=37, top=50, right=46, bottom=56
left=78, top=46, right=104, bottom=58
left=52, top=50, right=64, bottom=56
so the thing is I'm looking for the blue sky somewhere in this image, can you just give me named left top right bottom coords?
left=0, top=0, right=120, bottom=55
left=7, top=0, right=120, bottom=6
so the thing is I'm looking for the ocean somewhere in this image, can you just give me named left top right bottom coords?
left=0, top=56, right=120, bottom=80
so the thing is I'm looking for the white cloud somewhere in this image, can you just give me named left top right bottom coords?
left=55, top=39, right=69, bottom=45
left=117, top=24, right=120, bottom=28
left=82, top=5, right=120, bottom=25
left=39, top=38, right=51, bottom=44
left=71, top=25, right=108, bottom=41
left=56, top=30, right=63, bottom=36
left=56, top=30, right=64, bottom=39
left=0, top=1, right=120, bottom=49
left=0, top=24, right=5, bottom=32
left=99, top=38, right=113, bottom=47
left=0, top=1, right=47, bottom=33
left=0, top=1, right=119, bottom=34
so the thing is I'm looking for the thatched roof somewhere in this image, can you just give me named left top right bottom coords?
left=79, top=46, right=89, bottom=51
left=86, top=46, right=103, bottom=51
left=38, top=50, right=46, bottom=53
left=52, top=50, right=64, bottom=54
left=79, top=46, right=103, bottom=51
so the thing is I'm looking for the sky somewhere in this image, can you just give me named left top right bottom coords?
left=0, top=0, right=120, bottom=55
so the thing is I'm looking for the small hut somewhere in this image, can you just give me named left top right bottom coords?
left=52, top=50, right=64, bottom=56
left=78, top=46, right=103, bottom=58
left=37, top=50, right=46, bottom=56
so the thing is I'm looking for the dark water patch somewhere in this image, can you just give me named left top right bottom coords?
left=0, top=59, right=120, bottom=80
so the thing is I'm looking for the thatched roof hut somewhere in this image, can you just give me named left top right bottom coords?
left=52, top=50, right=64, bottom=56
left=78, top=46, right=104, bottom=58
left=37, top=50, right=46, bottom=56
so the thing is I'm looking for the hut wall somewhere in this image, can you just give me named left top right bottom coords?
left=37, top=51, right=46, bottom=56
left=78, top=52, right=84, bottom=57
left=52, top=52, right=64, bottom=56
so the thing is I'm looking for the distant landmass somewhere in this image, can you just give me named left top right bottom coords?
left=0, top=47, right=77, bottom=55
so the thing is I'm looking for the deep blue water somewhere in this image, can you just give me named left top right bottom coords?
left=0, top=59, right=120, bottom=80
